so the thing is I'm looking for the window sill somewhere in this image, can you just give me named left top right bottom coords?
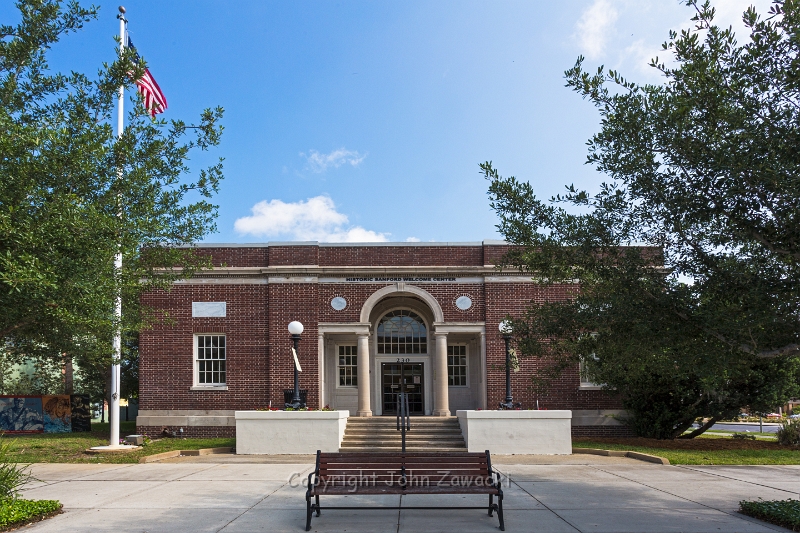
left=190, top=386, right=228, bottom=391
left=578, top=385, right=604, bottom=390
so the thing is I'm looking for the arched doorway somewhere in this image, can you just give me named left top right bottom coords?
left=376, top=310, right=427, bottom=415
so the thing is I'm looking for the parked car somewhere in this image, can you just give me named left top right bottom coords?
left=789, top=413, right=800, bottom=419
left=765, top=412, right=782, bottom=419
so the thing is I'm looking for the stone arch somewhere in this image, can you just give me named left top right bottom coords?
left=359, top=284, right=444, bottom=324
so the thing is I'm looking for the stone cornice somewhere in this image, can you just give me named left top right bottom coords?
left=168, top=265, right=530, bottom=277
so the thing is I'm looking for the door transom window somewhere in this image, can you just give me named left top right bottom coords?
left=376, top=310, right=427, bottom=354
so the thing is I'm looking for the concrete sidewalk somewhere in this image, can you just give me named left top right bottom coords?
left=19, top=459, right=800, bottom=532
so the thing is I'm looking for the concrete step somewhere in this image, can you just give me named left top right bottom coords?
left=342, top=437, right=466, bottom=444
left=344, top=428, right=462, bottom=435
left=346, top=423, right=461, bottom=428
left=343, top=431, right=463, bottom=438
left=339, top=447, right=468, bottom=453
left=340, top=440, right=466, bottom=446
left=346, top=417, right=459, bottom=422
left=341, top=416, right=466, bottom=452
left=347, top=418, right=459, bottom=423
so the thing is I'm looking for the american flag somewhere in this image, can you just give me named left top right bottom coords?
left=127, top=37, right=167, bottom=117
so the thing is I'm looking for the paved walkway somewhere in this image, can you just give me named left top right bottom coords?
left=20, top=458, right=800, bottom=532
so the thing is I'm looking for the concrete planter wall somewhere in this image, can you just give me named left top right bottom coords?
left=234, top=410, right=349, bottom=454
left=456, top=410, right=572, bottom=455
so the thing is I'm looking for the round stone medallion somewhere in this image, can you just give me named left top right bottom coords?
left=331, top=297, right=347, bottom=311
left=455, top=295, right=473, bottom=311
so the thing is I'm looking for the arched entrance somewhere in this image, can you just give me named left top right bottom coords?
left=319, top=283, right=485, bottom=416
left=376, top=309, right=427, bottom=415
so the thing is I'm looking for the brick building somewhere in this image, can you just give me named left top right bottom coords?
left=136, top=241, right=629, bottom=438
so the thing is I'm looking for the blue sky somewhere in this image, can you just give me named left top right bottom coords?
left=3, top=0, right=770, bottom=243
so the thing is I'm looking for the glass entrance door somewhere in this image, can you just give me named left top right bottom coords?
left=381, top=362, right=424, bottom=415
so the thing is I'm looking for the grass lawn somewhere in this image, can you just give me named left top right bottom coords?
left=1, top=422, right=234, bottom=464
left=574, top=435, right=800, bottom=465
left=701, top=430, right=776, bottom=440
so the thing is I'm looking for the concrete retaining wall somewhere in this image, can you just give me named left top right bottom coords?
left=457, top=410, right=572, bottom=454
left=235, top=410, right=348, bottom=454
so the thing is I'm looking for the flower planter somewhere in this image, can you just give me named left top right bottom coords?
left=234, top=410, right=349, bottom=454
left=456, top=410, right=572, bottom=454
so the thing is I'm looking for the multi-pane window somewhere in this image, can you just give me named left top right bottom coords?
left=338, top=345, right=358, bottom=387
left=377, top=310, right=427, bottom=354
left=196, top=334, right=226, bottom=385
left=579, top=355, right=600, bottom=387
left=447, top=345, right=467, bottom=387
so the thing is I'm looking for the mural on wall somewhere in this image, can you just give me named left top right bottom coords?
left=42, top=395, right=71, bottom=433
left=0, top=396, right=44, bottom=433
left=70, top=394, right=91, bottom=432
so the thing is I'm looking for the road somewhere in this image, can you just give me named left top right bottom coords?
left=693, top=422, right=782, bottom=434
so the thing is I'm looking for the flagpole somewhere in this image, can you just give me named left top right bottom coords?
left=110, top=4, right=126, bottom=448
left=90, top=6, right=138, bottom=453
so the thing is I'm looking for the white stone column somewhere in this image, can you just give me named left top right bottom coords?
left=317, top=333, right=325, bottom=409
left=357, top=334, right=372, bottom=416
left=434, top=332, right=450, bottom=416
left=479, top=332, right=487, bottom=410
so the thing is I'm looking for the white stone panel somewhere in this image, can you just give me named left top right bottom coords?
left=192, top=302, right=227, bottom=317
left=457, top=410, right=572, bottom=455
left=234, top=410, right=349, bottom=454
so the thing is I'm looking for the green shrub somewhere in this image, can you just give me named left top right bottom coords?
left=776, top=419, right=800, bottom=446
left=731, top=432, right=756, bottom=440
left=740, top=499, right=800, bottom=531
left=0, top=438, right=33, bottom=500
left=0, top=499, right=61, bottom=528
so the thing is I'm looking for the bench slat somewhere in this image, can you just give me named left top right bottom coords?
left=320, top=464, right=488, bottom=471
left=322, top=454, right=486, bottom=461
left=311, top=486, right=500, bottom=495
left=320, top=469, right=490, bottom=476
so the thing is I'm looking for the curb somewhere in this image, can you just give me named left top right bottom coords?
left=139, top=447, right=234, bottom=463
left=573, top=447, right=670, bottom=465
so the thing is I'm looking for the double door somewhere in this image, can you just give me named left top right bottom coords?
left=381, top=361, right=424, bottom=415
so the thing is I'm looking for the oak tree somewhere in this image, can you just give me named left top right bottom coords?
left=486, top=0, right=800, bottom=438
left=0, top=1, right=224, bottom=393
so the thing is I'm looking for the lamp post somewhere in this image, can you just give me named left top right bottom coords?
left=287, top=321, right=305, bottom=409
left=498, top=320, right=520, bottom=410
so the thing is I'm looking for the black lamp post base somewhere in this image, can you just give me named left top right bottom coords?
left=498, top=400, right=521, bottom=410
left=285, top=401, right=306, bottom=410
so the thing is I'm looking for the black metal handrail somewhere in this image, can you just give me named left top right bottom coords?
left=396, top=391, right=411, bottom=453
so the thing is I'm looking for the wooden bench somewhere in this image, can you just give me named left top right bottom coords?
left=305, top=450, right=505, bottom=531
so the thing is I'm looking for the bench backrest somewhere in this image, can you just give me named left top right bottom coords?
left=315, top=451, right=495, bottom=491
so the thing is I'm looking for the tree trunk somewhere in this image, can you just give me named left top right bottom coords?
left=670, top=418, right=696, bottom=439
left=679, top=416, right=719, bottom=439
left=63, top=354, right=73, bottom=395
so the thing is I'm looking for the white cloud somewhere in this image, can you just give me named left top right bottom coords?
left=300, top=148, right=367, bottom=173
left=405, top=236, right=421, bottom=242
left=575, top=0, right=619, bottom=60
left=574, top=0, right=776, bottom=81
left=234, top=195, right=388, bottom=242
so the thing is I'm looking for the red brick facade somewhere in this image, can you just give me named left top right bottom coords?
left=137, top=242, right=628, bottom=437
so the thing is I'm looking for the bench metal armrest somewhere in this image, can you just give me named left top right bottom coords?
left=307, top=450, right=321, bottom=496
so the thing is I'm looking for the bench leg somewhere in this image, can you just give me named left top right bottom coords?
left=488, top=494, right=494, bottom=516
left=315, top=494, right=321, bottom=516
left=496, top=492, right=505, bottom=531
left=305, top=492, right=313, bottom=531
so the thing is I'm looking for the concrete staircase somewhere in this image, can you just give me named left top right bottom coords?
left=340, top=416, right=467, bottom=453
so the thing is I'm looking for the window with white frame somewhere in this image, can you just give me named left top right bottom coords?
left=447, top=345, right=468, bottom=387
left=195, top=334, right=226, bottom=386
left=338, top=345, right=358, bottom=387
left=579, top=354, right=601, bottom=387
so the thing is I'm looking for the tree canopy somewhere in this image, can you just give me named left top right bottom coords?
left=486, top=0, right=800, bottom=438
left=0, top=1, right=224, bottom=380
